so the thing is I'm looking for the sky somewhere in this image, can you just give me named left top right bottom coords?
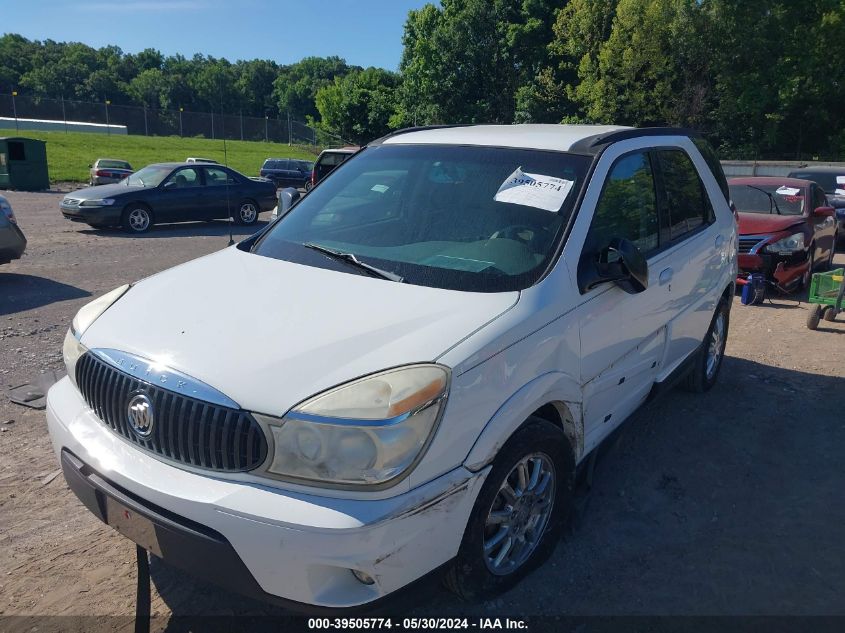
left=3, top=0, right=433, bottom=71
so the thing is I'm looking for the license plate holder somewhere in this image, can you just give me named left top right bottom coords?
left=104, top=495, right=163, bottom=557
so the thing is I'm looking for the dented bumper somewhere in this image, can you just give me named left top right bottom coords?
left=46, top=376, right=488, bottom=608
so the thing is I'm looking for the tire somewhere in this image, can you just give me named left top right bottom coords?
left=682, top=298, right=730, bottom=393
left=305, top=180, right=313, bottom=192
left=235, top=200, right=259, bottom=225
left=444, top=418, right=574, bottom=602
left=801, top=249, right=815, bottom=289
left=807, top=304, right=822, bottom=330
left=121, top=205, right=153, bottom=233
left=822, top=306, right=836, bottom=322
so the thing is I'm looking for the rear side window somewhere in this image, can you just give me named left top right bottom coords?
left=586, top=151, right=659, bottom=255
left=692, top=137, right=729, bottom=204
left=319, top=152, right=347, bottom=167
left=813, top=185, right=827, bottom=210
left=656, top=149, right=713, bottom=242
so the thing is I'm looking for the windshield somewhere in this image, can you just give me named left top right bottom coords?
left=125, top=165, right=173, bottom=187
left=788, top=172, right=845, bottom=195
left=98, top=160, right=131, bottom=170
left=729, top=183, right=806, bottom=216
left=252, top=144, right=590, bottom=292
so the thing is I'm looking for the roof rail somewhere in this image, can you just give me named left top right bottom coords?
left=570, top=127, right=702, bottom=153
left=368, top=124, right=476, bottom=145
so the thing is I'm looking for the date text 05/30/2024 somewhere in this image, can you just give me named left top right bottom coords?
left=308, top=618, right=529, bottom=630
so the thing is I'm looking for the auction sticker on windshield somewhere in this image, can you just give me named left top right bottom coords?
left=494, top=167, right=574, bottom=212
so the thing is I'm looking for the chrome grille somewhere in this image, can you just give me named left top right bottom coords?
left=62, top=198, right=81, bottom=206
left=738, top=236, right=767, bottom=254
left=75, top=352, right=267, bottom=472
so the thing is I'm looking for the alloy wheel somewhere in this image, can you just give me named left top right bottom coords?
left=127, top=208, right=150, bottom=232
left=483, top=453, right=556, bottom=576
left=706, top=312, right=726, bottom=381
left=239, top=202, right=257, bottom=223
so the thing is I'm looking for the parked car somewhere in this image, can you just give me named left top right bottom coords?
left=186, top=157, right=219, bottom=164
left=310, top=146, right=358, bottom=189
left=88, top=158, right=133, bottom=186
left=729, top=177, right=837, bottom=291
left=47, top=125, right=736, bottom=610
left=60, top=162, right=276, bottom=233
left=787, top=166, right=845, bottom=242
left=259, top=158, right=314, bottom=190
left=0, top=194, right=26, bottom=264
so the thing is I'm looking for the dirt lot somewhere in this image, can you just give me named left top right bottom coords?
left=1, top=190, right=844, bottom=624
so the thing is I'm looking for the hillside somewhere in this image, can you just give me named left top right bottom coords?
left=0, top=129, right=320, bottom=183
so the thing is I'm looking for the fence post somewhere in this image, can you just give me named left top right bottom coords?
left=240, top=110, right=244, bottom=141
left=61, top=95, right=68, bottom=133
left=179, top=108, right=183, bottom=137
left=211, top=110, right=215, bottom=140
left=265, top=115, right=268, bottom=143
left=288, top=112, right=292, bottom=146
left=11, top=91, right=18, bottom=132
left=105, top=100, right=111, bottom=136
left=143, top=106, right=149, bottom=136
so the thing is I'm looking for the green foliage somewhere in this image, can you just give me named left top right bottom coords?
left=315, top=68, right=400, bottom=144
left=0, top=128, right=319, bottom=183
left=273, top=56, right=357, bottom=121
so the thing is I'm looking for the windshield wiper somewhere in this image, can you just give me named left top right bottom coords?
left=303, top=242, right=404, bottom=283
left=746, top=185, right=783, bottom=215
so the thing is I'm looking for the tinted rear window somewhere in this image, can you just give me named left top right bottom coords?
left=787, top=172, right=844, bottom=194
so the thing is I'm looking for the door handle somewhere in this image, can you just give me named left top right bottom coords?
left=659, top=268, right=673, bottom=286
left=715, top=234, right=725, bottom=249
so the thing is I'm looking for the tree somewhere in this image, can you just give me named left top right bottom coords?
left=273, top=56, right=353, bottom=121
left=316, top=68, right=400, bottom=144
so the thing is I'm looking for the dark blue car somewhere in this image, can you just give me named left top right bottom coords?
left=60, top=162, right=277, bottom=233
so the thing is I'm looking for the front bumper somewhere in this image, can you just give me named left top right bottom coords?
left=60, top=204, right=122, bottom=226
left=738, top=250, right=808, bottom=289
left=46, top=376, right=486, bottom=608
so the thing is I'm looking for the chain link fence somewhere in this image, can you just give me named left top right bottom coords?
left=0, top=94, right=351, bottom=147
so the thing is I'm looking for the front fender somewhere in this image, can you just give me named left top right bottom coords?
left=463, top=371, right=583, bottom=472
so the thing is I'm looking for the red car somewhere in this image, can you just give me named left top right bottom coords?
left=729, top=177, right=838, bottom=292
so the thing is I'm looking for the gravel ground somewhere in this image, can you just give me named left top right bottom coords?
left=1, top=190, right=844, bottom=624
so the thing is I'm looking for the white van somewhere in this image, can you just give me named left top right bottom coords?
left=48, top=125, right=737, bottom=610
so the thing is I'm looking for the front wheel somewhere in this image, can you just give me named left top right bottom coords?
left=305, top=180, right=313, bottom=192
left=235, top=200, right=259, bottom=225
left=683, top=299, right=729, bottom=393
left=122, top=206, right=153, bottom=233
left=444, top=418, right=574, bottom=601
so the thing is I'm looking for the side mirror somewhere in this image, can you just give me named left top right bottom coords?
left=162, top=181, right=176, bottom=190
left=579, top=237, right=649, bottom=294
left=278, top=187, right=301, bottom=218
left=814, top=206, right=835, bottom=218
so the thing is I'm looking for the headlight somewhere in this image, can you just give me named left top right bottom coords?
left=65, top=284, right=130, bottom=386
left=79, top=198, right=116, bottom=207
left=261, top=364, right=450, bottom=488
left=766, top=232, right=805, bottom=254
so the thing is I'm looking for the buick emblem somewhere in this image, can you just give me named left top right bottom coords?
left=127, top=393, right=155, bottom=439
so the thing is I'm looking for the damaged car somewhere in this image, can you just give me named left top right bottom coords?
left=47, top=125, right=737, bottom=610
left=729, top=177, right=837, bottom=293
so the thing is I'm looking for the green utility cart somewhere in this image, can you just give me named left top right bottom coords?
left=806, top=268, right=845, bottom=330
left=0, top=137, right=50, bottom=191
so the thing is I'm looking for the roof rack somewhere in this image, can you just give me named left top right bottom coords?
left=368, top=124, right=476, bottom=145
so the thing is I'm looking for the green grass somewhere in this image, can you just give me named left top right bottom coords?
left=0, top=128, right=321, bottom=183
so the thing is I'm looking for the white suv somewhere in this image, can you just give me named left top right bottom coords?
left=47, top=125, right=737, bottom=609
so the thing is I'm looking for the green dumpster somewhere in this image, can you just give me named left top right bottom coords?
left=0, top=137, right=50, bottom=191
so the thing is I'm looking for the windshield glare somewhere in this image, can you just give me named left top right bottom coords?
left=789, top=172, right=845, bottom=194
left=252, top=144, right=590, bottom=292
left=125, top=165, right=173, bottom=187
left=729, top=184, right=805, bottom=216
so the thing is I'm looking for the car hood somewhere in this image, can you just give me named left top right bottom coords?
left=737, top=212, right=805, bottom=235
left=81, top=246, right=519, bottom=415
left=67, top=183, right=144, bottom=199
